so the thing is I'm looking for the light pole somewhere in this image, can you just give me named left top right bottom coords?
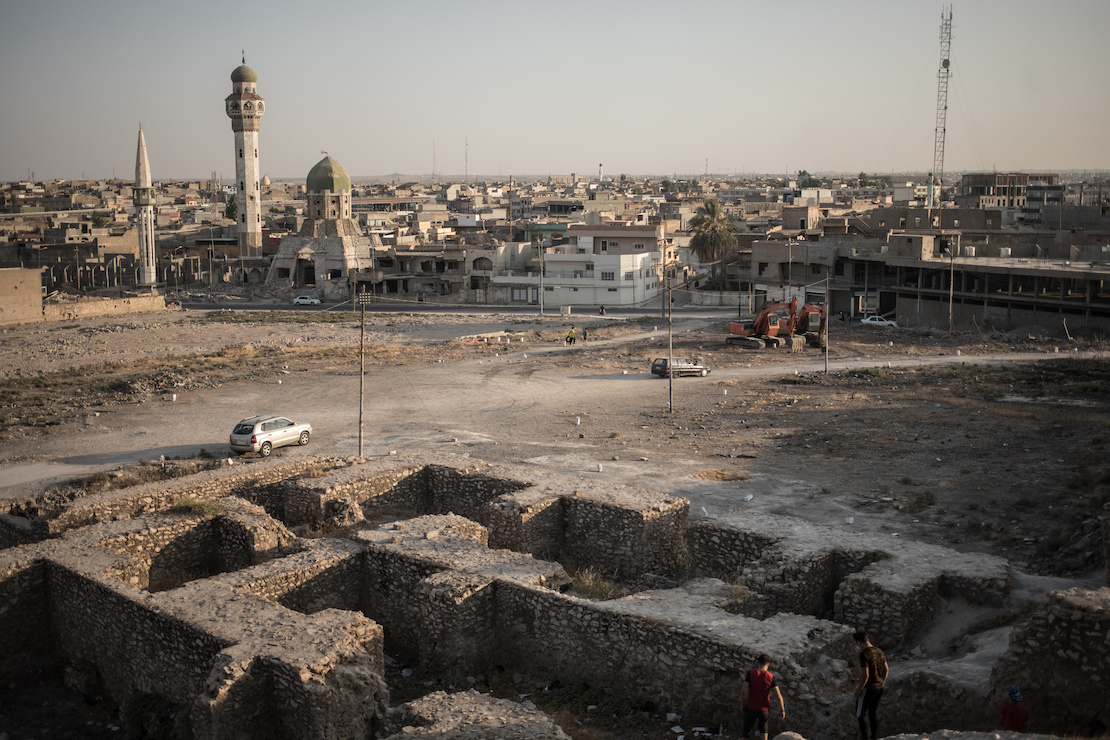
left=944, top=248, right=955, bottom=335
left=357, top=292, right=373, bottom=457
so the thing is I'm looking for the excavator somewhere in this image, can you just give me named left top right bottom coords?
left=727, top=297, right=827, bottom=350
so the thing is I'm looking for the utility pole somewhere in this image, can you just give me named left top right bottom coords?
left=666, top=269, right=674, bottom=414
left=357, top=292, right=372, bottom=456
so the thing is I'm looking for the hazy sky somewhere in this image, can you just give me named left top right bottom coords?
left=2, top=0, right=1107, bottom=182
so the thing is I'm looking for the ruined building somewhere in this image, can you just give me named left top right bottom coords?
left=2, top=453, right=1107, bottom=738
left=265, top=155, right=380, bottom=301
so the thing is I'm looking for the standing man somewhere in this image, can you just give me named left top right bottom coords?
left=739, top=654, right=785, bottom=740
left=853, top=631, right=889, bottom=740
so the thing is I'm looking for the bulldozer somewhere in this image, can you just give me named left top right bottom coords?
left=727, top=297, right=827, bottom=350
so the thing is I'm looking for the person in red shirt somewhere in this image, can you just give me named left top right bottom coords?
left=999, top=685, right=1032, bottom=732
left=739, top=654, right=786, bottom=740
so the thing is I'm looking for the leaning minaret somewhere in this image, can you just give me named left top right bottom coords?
left=134, top=126, right=157, bottom=286
left=225, top=55, right=265, bottom=257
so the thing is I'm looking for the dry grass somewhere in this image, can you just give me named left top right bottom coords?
left=693, top=469, right=750, bottom=482
left=568, top=567, right=624, bottom=601
left=167, top=496, right=224, bottom=517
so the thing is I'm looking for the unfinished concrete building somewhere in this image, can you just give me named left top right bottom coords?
left=1, top=454, right=1107, bottom=738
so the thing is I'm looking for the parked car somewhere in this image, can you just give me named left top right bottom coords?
left=651, top=357, right=710, bottom=378
left=859, top=315, right=898, bottom=327
left=229, top=416, right=312, bottom=457
left=292, top=295, right=321, bottom=306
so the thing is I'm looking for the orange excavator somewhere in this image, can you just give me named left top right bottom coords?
left=727, top=297, right=827, bottom=349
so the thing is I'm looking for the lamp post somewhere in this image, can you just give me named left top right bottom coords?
left=357, top=292, right=373, bottom=457
left=944, top=248, right=955, bottom=335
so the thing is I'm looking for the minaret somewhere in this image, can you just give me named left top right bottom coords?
left=134, top=126, right=157, bottom=286
left=225, top=54, right=265, bottom=257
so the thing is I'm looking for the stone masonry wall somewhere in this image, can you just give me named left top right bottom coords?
left=484, top=489, right=564, bottom=561
left=1103, top=502, right=1109, bottom=585
left=690, top=513, right=1011, bottom=649
left=41, top=293, right=167, bottom=323
left=0, top=555, right=50, bottom=679
left=0, top=457, right=342, bottom=543
left=494, top=578, right=860, bottom=737
left=562, top=490, right=689, bottom=579
left=990, top=587, right=1110, bottom=734
left=1, top=500, right=390, bottom=739
left=225, top=538, right=364, bottom=615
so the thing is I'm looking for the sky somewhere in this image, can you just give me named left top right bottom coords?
left=1, top=0, right=1108, bottom=183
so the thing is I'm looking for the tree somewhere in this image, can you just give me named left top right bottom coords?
left=91, top=214, right=110, bottom=229
left=224, top=194, right=237, bottom=221
left=798, top=170, right=821, bottom=188
left=858, top=172, right=869, bottom=188
left=688, top=198, right=737, bottom=285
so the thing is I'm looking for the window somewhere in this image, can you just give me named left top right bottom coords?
left=633, top=242, right=645, bottom=250
left=757, top=262, right=767, bottom=275
left=608, top=288, right=618, bottom=292
left=239, top=148, right=243, bottom=158
left=544, top=286, right=554, bottom=291
left=601, top=272, right=615, bottom=281
left=512, top=288, right=528, bottom=301
left=624, top=271, right=634, bottom=281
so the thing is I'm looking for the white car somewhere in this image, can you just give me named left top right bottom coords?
left=229, top=416, right=312, bottom=457
left=860, top=315, right=897, bottom=327
left=292, top=295, right=320, bottom=306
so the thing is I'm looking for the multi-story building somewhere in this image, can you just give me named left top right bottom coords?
left=955, top=173, right=1058, bottom=210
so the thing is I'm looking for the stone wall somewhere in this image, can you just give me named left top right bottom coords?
left=41, top=292, right=168, bottom=322
left=0, top=556, right=50, bottom=679
left=689, top=513, right=1011, bottom=649
left=0, top=457, right=343, bottom=545
left=0, top=499, right=389, bottom=739
left=1103, top=502, right=1109, bottom=585
left=991, top=587, right=1110, bottom=735
left=562, top=490, right=689, bottom=579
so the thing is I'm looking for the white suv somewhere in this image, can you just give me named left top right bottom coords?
left=229, top=416, right=312, bottom=457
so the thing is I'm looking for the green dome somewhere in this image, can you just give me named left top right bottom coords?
left=306, top=156, right=351, bottom=193
left=231, top=64, right=258, bottom=83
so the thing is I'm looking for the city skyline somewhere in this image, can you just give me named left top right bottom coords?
left=1, top=0, right=1108, bottom=183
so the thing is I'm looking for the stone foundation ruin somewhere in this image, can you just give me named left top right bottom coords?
left=1, top=454, right=1107, bottom=738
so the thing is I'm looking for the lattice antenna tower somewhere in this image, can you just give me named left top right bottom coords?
left=930, top=5, right=953, bottom=209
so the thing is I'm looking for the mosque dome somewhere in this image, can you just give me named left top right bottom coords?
left=231, top=64, right=258, bottom=83
left=306, top=156, right=352, bottom=193
left=261, top=175, right=271, bottom=187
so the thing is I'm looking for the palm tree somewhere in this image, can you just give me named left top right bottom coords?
left=688, top=198, right=737, bottom=286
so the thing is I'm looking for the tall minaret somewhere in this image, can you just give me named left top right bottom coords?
left=225, top=54, right=265, bottom=257
left=134, top=126, right=157, bottom=286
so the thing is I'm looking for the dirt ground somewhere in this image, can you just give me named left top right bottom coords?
left=1, top=304, right=1108, bottom=738
left=2, top=305, right=1106, bottom=577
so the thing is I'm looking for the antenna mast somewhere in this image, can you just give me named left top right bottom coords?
left=930, top=5, right=953, bottom=210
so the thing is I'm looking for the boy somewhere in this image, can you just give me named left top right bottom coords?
left=853, top=631, right=889, bottom=740
left=999, top=685, right=1031, bottom=732
left=739, top=654, right=786, bottom=740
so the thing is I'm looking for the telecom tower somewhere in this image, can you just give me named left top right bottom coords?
left=929, top=6, right=953, bottom=210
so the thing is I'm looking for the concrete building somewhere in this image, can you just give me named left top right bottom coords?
left=134, top=127, right=157, bottom=286
left=225, top=57, right=265, bottom=257
left=265, top=156, right=379, bottom=301
left=955, top=172, right=1058, bottom=210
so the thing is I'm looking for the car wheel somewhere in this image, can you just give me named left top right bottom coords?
left=299, top=431, right=310, bottom=446
left=260, top=441, right=272, bottom=457
left=700, top=368, right=708, bottom=376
